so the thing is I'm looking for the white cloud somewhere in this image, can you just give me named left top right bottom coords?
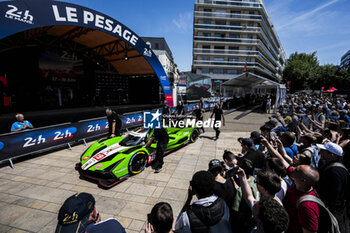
left=277, top=0, right=339, bottom=30
left=172, top=12, right=193, bottom=32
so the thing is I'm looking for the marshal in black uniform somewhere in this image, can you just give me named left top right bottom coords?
left=144, top=128, right=169, bottom=173
left=193, top=105, right=205, bottom=133
left=210, top=103, right=225, bottom=140
left=106, top=109, right=122, bottom=138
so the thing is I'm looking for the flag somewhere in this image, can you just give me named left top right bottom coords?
left=286, top=81, right=291, bottom=89
left=0, top=76, right=8, bottom=87
left=3, top=96, right=10, bottom=107
left=243, top=61, right=247, bottom=72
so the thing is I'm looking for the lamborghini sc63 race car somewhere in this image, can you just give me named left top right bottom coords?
left=76, top=127, right=199, bottom=188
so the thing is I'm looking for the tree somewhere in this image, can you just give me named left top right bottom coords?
left=282, top=52, right=319, bottom=91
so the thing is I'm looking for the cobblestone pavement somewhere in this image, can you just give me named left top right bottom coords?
left=0, top=110, right=270, bottom=233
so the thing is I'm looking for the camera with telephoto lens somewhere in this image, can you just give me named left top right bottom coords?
left=225, top=166, right=239, bottom=178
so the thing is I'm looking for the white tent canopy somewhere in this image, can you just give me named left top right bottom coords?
left=221, top=72, right=286, bottom=111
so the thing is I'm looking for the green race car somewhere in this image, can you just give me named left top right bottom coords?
left=75, top=127, right=200, bottom=188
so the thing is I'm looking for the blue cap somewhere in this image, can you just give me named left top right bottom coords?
left=241, top=138, right=254, bottom=147
left=274, top=126, right=287, bottom=133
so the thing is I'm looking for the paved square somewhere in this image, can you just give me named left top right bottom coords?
left=0, top=111, right=269, bottom=232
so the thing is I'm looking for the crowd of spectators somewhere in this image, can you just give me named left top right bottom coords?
left=55, top=94, right=350, bottom=233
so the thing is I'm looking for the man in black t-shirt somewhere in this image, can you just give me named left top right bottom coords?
left=173, top=101, right=184, bottom=116
left=193, top=105, right=204, bottom=133
left=240, top=138, right=265, bottom=169
left=106, top=108, right=122, bottom=138
left=316, top=142, right=349, bottom=233
left=144, top=128, right=169, bottom=173
left=210, top=102, right=225, bottom=140
left=162, top=100, right=170, bottom=125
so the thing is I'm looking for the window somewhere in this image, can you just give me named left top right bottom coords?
left=203, top=45, right=210, bottom=52
left=202, top=56, right=210, bottom=60
left=231, top=11, right=240, bottom=18
left=214, top=46, right=225, bottom=50
left=204, top=8, right=212, bottom=17
left=201, top=68, right=210, bottom=74
left=215, top=21, right=226, bottom=25
left=213, top=69, right=224, bottom=74
left=248, top=22, right=254, bottom=27
left=230, top=22, right=241, bottom=26
left=229, top=34, right=240, bottom=38
left=215, top=33, right=225, bottom=38
left=216, top=9, right=227, bottom=18
left=155, top=43, right=159, bottom=49
left=228, top=58, right=238, bottom=62
left=249, top=11, right=255, bottom=15
left=227, top=69, right=238, bottom=74
left=246, top=58, right=252, bottom=62
left=229, top=46, right=239, bottom=50
left=246, top=47, right=252, bottom=50
left=203, top=20, right=211, bottom=25
left=203, top=33, right=211, bottom=37
left=214, top=57, right=225, bottom=61
left=247, top=35, right=253, bottom=39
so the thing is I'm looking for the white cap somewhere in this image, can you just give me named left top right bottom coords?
left=316, top=142, right=343, bottom=157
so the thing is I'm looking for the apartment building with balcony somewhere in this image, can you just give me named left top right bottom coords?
left=340, top=50, right=350, bottom=69
left=192, top=0, right=287, bottom=94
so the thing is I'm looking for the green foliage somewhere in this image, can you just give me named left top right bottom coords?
left=282, top=52, right=350, bottom=91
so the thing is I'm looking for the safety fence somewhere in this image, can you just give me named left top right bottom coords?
left=0, top=103, right=216, bottom=165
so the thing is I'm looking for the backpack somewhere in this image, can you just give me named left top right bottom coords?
left=324, top=162, right=350, bottom=218
left=296, top=195, right=340, bottom=233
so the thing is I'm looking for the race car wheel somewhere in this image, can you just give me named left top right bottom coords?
left=129, top=151, right=147, bottom=175
left=190, top=129, right=200, bottom=143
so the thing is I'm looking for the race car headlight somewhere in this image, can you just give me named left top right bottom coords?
left=104, top=158, right=125, bottom=173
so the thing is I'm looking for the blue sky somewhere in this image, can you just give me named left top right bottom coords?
left=59, top=0, right=350, bottom=71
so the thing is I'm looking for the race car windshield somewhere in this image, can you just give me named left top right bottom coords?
left=119, top=135, right=144, bottom=147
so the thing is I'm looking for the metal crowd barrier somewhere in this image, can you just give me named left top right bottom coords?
left=0, top=103, right=216, bottom=167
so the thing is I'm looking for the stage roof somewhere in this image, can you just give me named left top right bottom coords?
left=0, top=25, right=155, bottom=75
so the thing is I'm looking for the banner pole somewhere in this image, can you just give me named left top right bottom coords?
left=9, top=158, right=14, bottom=169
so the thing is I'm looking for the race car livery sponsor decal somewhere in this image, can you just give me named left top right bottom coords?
left=82, top=145, right=128, bottom=170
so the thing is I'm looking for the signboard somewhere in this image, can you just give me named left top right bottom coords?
left=0, top=0, right=173, bottom=106
left=0, top=111, right=145, bottom=162
left=0, top=123, right=77, bottom=161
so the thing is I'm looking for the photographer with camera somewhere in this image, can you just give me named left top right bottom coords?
left=232, top=159, right=258, bottom=233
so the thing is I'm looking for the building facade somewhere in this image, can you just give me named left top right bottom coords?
left=340, top=50, right=350, bottom=69
left=142, top=37, right=180, bottom=86
left=192, top=0, right=287, bottom=94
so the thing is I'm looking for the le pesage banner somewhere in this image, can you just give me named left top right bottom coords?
left=0, top=0, right=173, bottom=106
